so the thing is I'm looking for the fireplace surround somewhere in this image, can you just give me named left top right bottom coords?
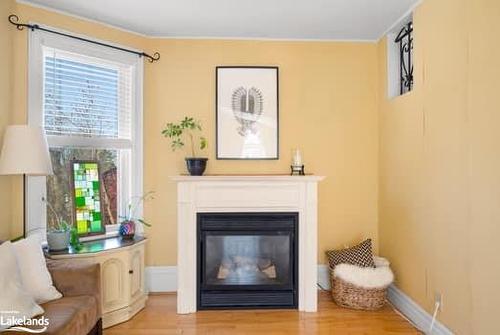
left=197, top=212, right=298, bottom=309
left=172, top=175, right=324, bottom=313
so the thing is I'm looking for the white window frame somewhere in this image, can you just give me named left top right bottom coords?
left=26, top=25, right=144, bottom=241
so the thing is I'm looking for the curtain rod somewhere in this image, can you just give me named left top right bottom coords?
left=8, top=14, right=160, bottom=63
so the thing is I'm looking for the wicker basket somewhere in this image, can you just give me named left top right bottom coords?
left=330, top=268, right=389, bottom=310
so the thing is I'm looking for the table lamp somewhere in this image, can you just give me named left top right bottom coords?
left=0, top=125, right=53, bottom=237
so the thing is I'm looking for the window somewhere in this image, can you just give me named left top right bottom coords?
left=43, top=51, right=129, bottom=138
left=27, top=27, right=143, bottom=239
left=47, top=148, right=118, bottom=233
left=387, top=17, right=414, bottom=98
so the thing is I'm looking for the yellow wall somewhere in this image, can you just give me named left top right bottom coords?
left=1, top=3, right=380, bottom=266
left=467, top=1, right=500, bottom=332
left=144, top=39, right=379, bottom=265
left=378, top=0, right=500, bottom=333
left=0, top=0, right=14, bottom=239
left=5, top=0, right=500, bottom=332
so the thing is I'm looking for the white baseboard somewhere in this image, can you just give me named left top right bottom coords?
left=387, top=285, right=454, bottom=335
left=145, top=266, right=177, bottom=292
left=317, top=264, right=330, bottom=290
left=317, top=265, right=454, bottom=335
left=145, top=264, right=450, bottom=335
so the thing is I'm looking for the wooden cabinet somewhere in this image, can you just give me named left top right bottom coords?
left=47, top=237, right=147, bottom=328
left=101, top=252, right=129, bottom=313
left=129, top=246, right=144, bottom=301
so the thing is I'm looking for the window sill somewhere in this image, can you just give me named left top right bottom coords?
left=80, top=226, right=119, bottom=242
left=388, top=89, right=414, bottom=101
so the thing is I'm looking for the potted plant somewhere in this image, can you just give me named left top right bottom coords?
left=119, top=192, right=154, bottom=240
left=44, top=198, right=71, bottom=251
left=161, top=116, right=208, bottom=176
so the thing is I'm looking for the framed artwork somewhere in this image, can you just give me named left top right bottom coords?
left=71, top=160, right=105, bottom=236
left=216, top=66, right=279, bottom=160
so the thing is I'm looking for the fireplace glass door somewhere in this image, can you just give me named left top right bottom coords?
left=198, top=213, right=298, bottom=309
left=204, top=234, right=291, bottom=287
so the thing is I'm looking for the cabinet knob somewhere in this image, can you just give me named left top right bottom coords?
left=129, top=270, right=134, bottom=274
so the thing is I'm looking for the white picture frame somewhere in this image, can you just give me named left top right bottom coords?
left=216, top=66, right=279, bottom=160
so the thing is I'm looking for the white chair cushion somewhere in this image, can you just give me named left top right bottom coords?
left=12, top=234, right=62, bottom=304
left=0, top=241, right=44, bottom=330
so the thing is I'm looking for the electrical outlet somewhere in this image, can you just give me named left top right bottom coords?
left=434, top=292, right=443, bottom=312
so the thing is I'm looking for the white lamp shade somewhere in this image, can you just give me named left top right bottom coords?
left=0, top=125, right=53, bottom=176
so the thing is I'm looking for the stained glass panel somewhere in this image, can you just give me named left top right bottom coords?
left=71, top=161, right=104, bottom=235
left=46, top=148, right=118, bottom=233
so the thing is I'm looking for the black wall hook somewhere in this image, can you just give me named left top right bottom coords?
left=8, top=14, right=161, bottom=63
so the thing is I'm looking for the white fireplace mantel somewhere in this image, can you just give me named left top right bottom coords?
left=171, top=175, right=325, bottom=314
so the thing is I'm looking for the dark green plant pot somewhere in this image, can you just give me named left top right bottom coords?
left=185, top=158, right=208, bottom=176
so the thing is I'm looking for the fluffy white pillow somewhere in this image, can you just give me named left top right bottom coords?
left=0, top=241, right=44, bottom=330
left=12, top=234, right=62, bottom=304
left=373, top=256, right=390, bottom=268
left=334, top=263, right=394, bottom=289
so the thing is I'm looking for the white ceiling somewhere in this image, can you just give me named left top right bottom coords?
left=18, top=0, right=418, bottom=41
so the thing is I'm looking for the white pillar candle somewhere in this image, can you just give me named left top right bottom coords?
left=293, top=149, right=302, bottom=166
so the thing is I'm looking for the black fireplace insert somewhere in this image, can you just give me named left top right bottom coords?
left=197, top=212, right=298, bottom=309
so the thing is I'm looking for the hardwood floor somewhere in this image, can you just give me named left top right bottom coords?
left=105, top=291, right=420, bottom=335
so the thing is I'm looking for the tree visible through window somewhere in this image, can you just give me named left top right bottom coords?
left=44, top=56, right=120, bottom=137
left=46, top=148, right=118, bottom=231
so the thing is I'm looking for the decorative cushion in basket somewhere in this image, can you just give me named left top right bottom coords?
left=325, top=239, right=376, bottom=269
left=330, top=257, right=394, bottom=310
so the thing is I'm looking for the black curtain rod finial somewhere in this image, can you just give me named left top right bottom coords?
left=142, top=51, right=160, bottom=63
left=8, top=13, right=160, bottom=63
left=9, top=14, right=35, bottom=31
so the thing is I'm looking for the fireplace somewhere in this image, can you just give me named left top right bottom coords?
left=197, top=212, right=298, bottom=309
left=173, top=175, right=323, bottom=313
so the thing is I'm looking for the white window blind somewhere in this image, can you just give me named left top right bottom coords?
left=43, top=47, right=133, bottom=140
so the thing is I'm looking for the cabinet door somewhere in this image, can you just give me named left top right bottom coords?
left=129, top=245, right=145, bottom=301
left=101, top=251, right=129, bottom=313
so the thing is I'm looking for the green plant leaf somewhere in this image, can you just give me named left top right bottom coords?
left=200, top=136, right=207, bottom=150
left=196, top=120, right=202, bottom=131
left=162, top=123, right=183, bottom=138
left=181, top=117, right=196, bottom=129
left=138, top=218, right=152, bottom=227
left=171, top=138, right=184, bottom=150
left=162, top=117, right=205, bottom=154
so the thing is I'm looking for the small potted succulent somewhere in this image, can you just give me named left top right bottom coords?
left=119, top=192, right=154, bottom=240
left=45, top=199, right=71, bottom=251
left=161, top=116, right=208, bottom=176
